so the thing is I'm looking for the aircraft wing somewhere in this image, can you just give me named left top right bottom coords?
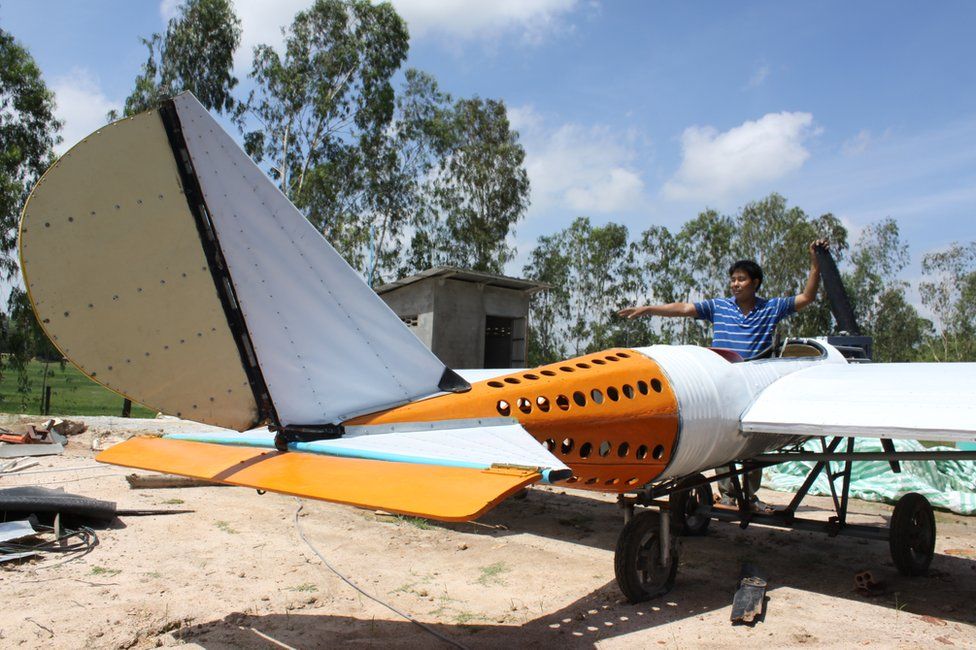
left=740, top=362, right=976, bottom=442
left=97, top=419, right=569, bottom=521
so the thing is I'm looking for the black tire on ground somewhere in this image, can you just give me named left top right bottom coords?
left=889, top=492, right=936, bottom=576
left=669, top=473, right=713, bottom=536
left=614, top=510, right=678, bottom=603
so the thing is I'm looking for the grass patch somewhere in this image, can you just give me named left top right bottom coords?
left=452, top=611, right=480, bottom=625
left=396, top=515, right=432, bottom=530
left=215, top=520, right=238, bottom=534
left=476, top=561, right=510, bottom=586
left=90, top=566, right=121, bottom=577
left=288, top=583, right=318, bottom=592
left=0, top=357, right=155, bottom=417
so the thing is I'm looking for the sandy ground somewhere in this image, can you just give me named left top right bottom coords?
left=1, top=415, right=974, bottom=649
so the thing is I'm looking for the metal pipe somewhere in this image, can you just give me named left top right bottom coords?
left=659, top=508, right=671, bottom=567
left=753, top=450, right=976, bottom=462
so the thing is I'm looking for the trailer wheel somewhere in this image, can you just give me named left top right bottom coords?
left=670, top=473, right=713, bottom=536
left=614, top=510, right=678, bottom=603
left=889, top=492, right=936, bottom=576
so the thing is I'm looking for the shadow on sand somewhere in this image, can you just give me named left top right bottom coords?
left=177, top=488, right=975, bottom=648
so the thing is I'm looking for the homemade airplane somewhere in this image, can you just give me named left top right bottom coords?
left=19, top=93, right=976, bottom=603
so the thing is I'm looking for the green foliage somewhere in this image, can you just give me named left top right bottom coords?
left=424, top=97, right=529, bottom=274
left=919, top=242, right=976, bottom=361
left=524, top=217, right=633, bottom=363
left=241, top=0, right=409, bottom=276
left=844, top=219, right=930, bottom=361
left=117, top=0, right=241, bottom=117
left=0, top=28, right=61, bottom=280
left=0, top=30, right=61, bottom=399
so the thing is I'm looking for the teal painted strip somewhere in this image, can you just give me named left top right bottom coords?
left=167, top=433, right=275, bottom=447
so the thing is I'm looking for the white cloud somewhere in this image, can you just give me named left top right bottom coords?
left=220, top=0, right=580, bottom=73
left=226, top=0, right=312, bottom=72
left=51, top=69, right=121, bottom=154
left=663, top=112, right=817, bottom=202
left=159, top=0, right=181, bottom=21
left=842, top=129, right=872, bottom=156
left=513, top=105, right=648, bottom=215
left=746, top=62, right=770, bottom=89
left=391, top=0, right=578, bottom=42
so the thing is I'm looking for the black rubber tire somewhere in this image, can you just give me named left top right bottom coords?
left=669, top=473, right=713, bottom=536
left=889, top=492, right=936, bottom=576
left=614, top=510, right=679, bottom=603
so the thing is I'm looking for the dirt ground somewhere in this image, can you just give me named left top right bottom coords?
left=1, top=415, right=974, bottom=649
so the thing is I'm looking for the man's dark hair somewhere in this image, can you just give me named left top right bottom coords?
left=729, top=260, right=763, bottom=290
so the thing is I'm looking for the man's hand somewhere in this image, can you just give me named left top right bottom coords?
left=617, top=306, right=650, bottom=319
left=809, top=238, right=830, bottom=268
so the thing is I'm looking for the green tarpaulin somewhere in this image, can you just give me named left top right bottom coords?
left=763, top=438, right=976, bottom=515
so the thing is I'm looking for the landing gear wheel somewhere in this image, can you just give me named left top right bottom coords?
left=669, top=473, right=713, bottom=536
left=889, top=492, right=936, bottom=576
left=614, top=510, right=678, bottom=603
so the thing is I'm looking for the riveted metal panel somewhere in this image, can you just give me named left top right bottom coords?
left=19, top=110, right=257, bottom=430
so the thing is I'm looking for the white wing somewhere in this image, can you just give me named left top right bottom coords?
left=740, top=362, right=976, bottom=442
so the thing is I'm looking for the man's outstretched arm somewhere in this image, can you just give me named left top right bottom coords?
left=794, top=238, right=829, bottom=311
left=618, top=302, right=698, bottom=319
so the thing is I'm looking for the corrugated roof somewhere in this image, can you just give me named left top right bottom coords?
left=375, top=266, right=550, bottom=294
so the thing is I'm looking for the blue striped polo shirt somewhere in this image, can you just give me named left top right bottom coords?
left=694, top=295, right=795, bottom=359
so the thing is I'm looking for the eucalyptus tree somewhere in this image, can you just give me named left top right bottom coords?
left=117, top=0, right=241, bottom=117
left=524, top=217, right=632, bottom=362
left=426, top=97, right=530, bottom=274
left=242, top=0, right=409, bottom=274
left=920, top=241, right=976, bottom=361
left=844, top=219, right=929, bottom=361
left=0, top=28, right=62, bottom=400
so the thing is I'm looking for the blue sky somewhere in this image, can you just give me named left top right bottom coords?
left=3, top=0, right=975, bottom=287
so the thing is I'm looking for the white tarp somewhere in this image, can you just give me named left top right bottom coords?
left=741, top=362, right=976, bottom=441
left=172, top=93, right=457, bottom=426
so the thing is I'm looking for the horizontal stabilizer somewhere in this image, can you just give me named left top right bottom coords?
left=97, top=437, right=538, bottom=521
left=741, top=362, right=976, bottom=441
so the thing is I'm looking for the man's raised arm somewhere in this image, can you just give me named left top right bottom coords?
left=794, top=238, right=830, bottom=311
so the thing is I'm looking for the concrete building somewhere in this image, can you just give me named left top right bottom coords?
left=375, top=267, right=548, bottom=369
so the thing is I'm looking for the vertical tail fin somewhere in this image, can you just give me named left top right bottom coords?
left=19, top=92, right=468, bottom=431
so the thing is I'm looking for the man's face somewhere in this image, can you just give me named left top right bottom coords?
left=729, top=270, right=760, bottom=300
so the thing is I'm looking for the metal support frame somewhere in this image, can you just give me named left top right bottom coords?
left=618, top=435, right=976, bottom=543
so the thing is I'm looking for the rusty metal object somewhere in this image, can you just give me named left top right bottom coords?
left=731, top=565, right=767, bottom=625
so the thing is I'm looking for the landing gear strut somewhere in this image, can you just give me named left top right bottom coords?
left=613, top=508, right=678, bottom=603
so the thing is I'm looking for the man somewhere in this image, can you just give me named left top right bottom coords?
left=618, top=239, right=829, bottom=509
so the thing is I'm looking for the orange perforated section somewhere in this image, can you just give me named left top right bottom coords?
left=348, top=348, right=679, bottom=492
